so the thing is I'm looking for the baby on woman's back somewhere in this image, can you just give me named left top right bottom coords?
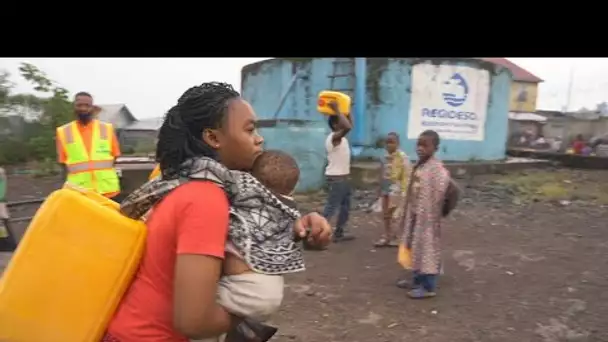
left=204, top=150, right=304, bottom=342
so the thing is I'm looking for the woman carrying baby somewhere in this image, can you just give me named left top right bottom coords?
left=102, top=82, right=332, bottom=342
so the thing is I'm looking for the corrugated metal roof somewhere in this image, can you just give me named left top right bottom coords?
left=94, top=104, right=137, bottom=127
left=123, top=117, right=163, bottom=131
left=479, top=58, right=543, bottom=83
left=508, top=112, right=547, bottom=122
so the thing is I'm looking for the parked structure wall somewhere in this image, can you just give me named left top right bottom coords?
left=242, top=58, right=513, bottom=189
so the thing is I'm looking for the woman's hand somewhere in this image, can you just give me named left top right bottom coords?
left=294, top=212, right=332, bottom=248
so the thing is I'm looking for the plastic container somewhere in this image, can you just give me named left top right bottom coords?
left=149, top=164, right=161, bottom=180
left=0, top=184, right=147, bottom=342
left=317, top=90, right=351, bottom=116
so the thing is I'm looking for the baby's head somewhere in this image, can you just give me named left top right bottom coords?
left=251, top=150, right=300, bottom=196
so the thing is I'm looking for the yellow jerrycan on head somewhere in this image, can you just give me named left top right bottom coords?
left=0, top=183, right=147, bottom=342
left=317, top=90, right=351, bottom=117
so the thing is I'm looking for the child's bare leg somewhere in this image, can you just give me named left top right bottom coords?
left=383, top=205, right=393, bottom=237
left=375, top=195, right=391, bottom=247
left=384, top=207, right=398, bottom=246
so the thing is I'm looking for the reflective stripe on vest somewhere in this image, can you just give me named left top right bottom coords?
left=58, top=120, right=120, bottom=195
left=65, top=160, right=115, bottom=173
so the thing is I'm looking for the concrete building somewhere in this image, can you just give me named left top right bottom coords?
left=480, top=58, right=543, bottom=113
left=241, top=58, right=513, bottom=191
left=537, top=109, right=608, bottom=143
left=94, top=104, right=162, bottom=153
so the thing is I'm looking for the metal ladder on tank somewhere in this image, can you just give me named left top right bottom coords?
left=328, top=58, right=356, bottom=111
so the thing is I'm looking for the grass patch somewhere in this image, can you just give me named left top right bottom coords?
left=494, top=170, right=608, bottom=204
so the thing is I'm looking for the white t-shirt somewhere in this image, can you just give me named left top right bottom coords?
left=325, top=132, right=351, bottom=176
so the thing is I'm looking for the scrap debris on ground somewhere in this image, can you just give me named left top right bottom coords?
left=2, top=169, right=608, bottom=342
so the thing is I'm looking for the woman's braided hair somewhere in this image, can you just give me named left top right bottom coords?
left=156, top=82, right=240, bottom=179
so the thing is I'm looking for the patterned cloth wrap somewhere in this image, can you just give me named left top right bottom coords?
left=120, top=156, right=305, bottom=275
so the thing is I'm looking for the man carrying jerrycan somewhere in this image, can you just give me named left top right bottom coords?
left=319, top=95, right=356, bottom=243
left=56, top=92, right=122, bottom=199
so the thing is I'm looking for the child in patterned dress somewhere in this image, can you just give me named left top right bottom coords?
left=374, top=132, right=411, bottom=248
left=400, top=130, right=450, bottom=299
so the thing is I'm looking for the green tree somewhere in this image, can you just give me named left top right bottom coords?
left=0, top=70, right=44, bottom=114
left=0, top=63, right=73, bottom=165
left=0, top=71, right=11, bottom=107
left=18, top=63, right=72, bottom=127
left=0, top=70, right=32, bottom=164
left=17, top=63, right=73, bottom=161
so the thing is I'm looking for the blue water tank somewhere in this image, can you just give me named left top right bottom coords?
left=241, top=58, right=513, bottom=188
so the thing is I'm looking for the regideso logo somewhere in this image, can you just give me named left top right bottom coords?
left=441, top=73, right=469, bottom=107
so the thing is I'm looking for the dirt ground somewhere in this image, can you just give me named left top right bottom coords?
left=2, top=168, right=608, bottom=342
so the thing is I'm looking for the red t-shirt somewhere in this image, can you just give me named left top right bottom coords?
left=573, top=141, right=585, bottom=154
left=107, top=181, right=229, bottom=342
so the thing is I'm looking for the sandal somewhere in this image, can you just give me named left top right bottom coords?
left=374, top=236, right=390, bottom=248
left=407, top=287, right=436, bottom=299
left=396, top=278, right=412, bottom=289
left=387, top=237, right=400, bottom=248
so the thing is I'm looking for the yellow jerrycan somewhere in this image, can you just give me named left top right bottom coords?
left=0, top=183, right=147, bottom=342
left=317, top=90, right=351, bottom=116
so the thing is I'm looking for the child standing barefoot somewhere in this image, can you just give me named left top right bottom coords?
left=374, top=132, right=410, bottom=248
left=401, top=130, right=450, bottom=299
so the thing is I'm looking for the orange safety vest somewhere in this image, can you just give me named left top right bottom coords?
left=56, top=120, right=120, bottom=196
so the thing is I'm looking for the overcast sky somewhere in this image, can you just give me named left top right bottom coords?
left=1, top=58, right=607, bottom=119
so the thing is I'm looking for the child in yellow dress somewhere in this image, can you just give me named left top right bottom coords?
left=374, top=132, right=411, bottom=247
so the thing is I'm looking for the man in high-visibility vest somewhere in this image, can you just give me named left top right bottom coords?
left=55, top=91, right=122, bottom=198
